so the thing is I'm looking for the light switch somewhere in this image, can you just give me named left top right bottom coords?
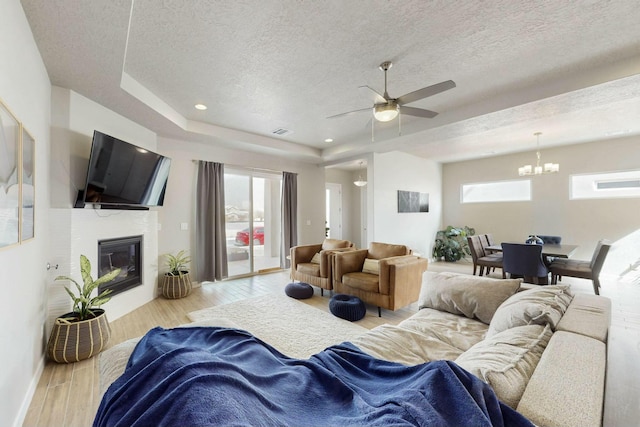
left=180, top=222, right=189, bottom=230
left=306, top=220, right=311, bottom=226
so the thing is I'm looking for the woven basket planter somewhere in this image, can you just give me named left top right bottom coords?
left=47, top=309, right=111, bottom=363
left=162, top=272, right=192, bottom=299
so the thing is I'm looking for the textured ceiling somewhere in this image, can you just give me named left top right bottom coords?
left=20, top=0, right=640, bottom=168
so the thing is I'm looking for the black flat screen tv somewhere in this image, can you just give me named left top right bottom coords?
left=78, top=130, right=171, bottom=208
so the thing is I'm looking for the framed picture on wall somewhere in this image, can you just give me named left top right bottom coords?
left=0, top=98, right=20, bottom=248
left=397, top=190, right=429, bottom=213
left=21, top=125, right=35, bottom=241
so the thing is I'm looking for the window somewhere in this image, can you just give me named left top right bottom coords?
left=571, top=170, right=640, bottom=200
left=461, top=180, right=531, bottom=204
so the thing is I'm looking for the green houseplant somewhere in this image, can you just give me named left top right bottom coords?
left=432, top=226, right=476, bottom=262
left=162, top=250, right=192, bottom=299
left=47, top=255, right=121, bottom=363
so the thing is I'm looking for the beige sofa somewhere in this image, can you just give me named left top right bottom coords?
left=99, top=272, right=609, bottom=427
left=352, top=272, right=610, bottom=427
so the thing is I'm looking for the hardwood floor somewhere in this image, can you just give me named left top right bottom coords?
left=23, top=261, right=640, bottom=426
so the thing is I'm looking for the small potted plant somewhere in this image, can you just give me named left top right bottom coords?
left=47, top=254, right=121, bottom=363
left=162, top=250, right=192, bottom=299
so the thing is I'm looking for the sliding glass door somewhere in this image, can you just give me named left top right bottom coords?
left=224, top=169, right=281, bottom=277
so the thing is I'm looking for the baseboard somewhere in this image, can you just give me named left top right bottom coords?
left=12, top=355, right=45, bottom=427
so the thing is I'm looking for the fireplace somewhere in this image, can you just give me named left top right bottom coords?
left=98, top=235, right=142, bottom=296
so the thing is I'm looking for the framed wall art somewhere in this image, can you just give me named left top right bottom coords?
left=21, top=126, right=35, bottom=241
left=397, top=190, right=429, bottom=213
left=0, top=98, right=20, bottom=249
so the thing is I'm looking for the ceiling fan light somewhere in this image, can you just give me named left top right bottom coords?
left=373, top=103, right=399, bottom=122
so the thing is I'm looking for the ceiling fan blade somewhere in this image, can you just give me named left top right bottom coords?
left=397, top=80, right=456, bottom=105
left=400, top=106, right=439, bottom=119
left=358, top=85, right=386, bottom=103
left=326, top=107, right=371, bottom=119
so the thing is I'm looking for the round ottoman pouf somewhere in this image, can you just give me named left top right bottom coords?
left=329, top=294, right=366, bottom=321
left=285, top=282, right=314, bottom=299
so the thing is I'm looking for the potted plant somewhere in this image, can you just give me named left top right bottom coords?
left=432, top=225, right=476, bottom=262
left=162, top=250, right=192, bottom=299
left=47, top=255, right=121, bottom=363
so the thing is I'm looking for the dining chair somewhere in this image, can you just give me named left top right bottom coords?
left=501, top=243, right=550, bottom=284
left=549, top=240, right=612, bottom=295
left=467, top=235, right=504, bottom=277
left=479, top=233, right=501, bottom=272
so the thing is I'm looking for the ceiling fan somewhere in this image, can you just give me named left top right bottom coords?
left=327, top=61, right=456, bottom=122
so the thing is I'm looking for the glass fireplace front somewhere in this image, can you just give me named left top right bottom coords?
left=97, top=235, right=142, bottom=296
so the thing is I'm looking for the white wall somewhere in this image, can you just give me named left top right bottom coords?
left=156, top=137, right=327, bottom=276
left=370, top=152, right=443, bottom=258
left=0, top=2, right=51, bottom=426
left=442, top=136, right=640, bottom=264
left=48, top=88, right=160, bottom=325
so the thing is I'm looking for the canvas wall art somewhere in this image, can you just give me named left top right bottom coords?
left=397, top=190, right=429, bottom=213
left=0, top=99, right=20, bottom=248
left=0, top=96, right=36, bottom=247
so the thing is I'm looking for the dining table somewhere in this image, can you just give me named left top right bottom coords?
left=486, top=243, right=578, bottom=258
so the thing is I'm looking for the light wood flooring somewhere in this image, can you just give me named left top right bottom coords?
left=23, top=260, right=640, bottom=427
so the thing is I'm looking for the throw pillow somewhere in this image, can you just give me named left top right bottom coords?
left=487, top=285, right=573, bottom=337
left=418, top=272, right=522, bottom=324
left=322, top=238, right=351, bottom=250
left=455, top=323, right=552, bottom=409
left=362, top=258, right=380, bottom=275
left=310, top=253, right=321, bottom=264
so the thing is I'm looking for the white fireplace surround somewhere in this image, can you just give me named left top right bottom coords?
left=47, top=208, right=159, bottom=335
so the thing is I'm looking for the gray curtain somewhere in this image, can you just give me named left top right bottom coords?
left=196, top=161, right=228, bottom=281
left=281, top=171, right=298, bottom=269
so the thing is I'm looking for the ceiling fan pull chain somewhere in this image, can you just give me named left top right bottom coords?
left=398, top=111, right=402, bottom=136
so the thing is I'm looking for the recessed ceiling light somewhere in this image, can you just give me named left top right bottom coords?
left=324, top=138, right=334, bottom=143
left=194, top=104, right=207, bottom=110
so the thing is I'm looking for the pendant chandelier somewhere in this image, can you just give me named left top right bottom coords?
left=353, top=161, right=367, bottom=187
left=518, top=132, right=559, bottom=176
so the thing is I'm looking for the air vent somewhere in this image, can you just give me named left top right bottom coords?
left=271, top=128, right=293, bottom=136
left=596, top=180, right=640, bottom=190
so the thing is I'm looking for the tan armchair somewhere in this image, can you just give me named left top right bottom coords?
left=333, top=242, right=428, bottom=316
left=290, top=238, right=355, bottom=295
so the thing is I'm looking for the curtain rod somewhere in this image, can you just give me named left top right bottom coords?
left=191, top=160, right=282, bottom=175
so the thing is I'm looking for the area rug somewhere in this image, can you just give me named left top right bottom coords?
left=187, top=293, right=369, bottom=358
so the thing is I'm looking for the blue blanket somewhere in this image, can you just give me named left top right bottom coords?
left=94, top=327, right=534, bottom=427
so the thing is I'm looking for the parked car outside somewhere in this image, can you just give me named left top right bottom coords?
left=235, top=226, right=264, bottom=246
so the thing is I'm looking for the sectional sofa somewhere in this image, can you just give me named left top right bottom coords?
left=353, top=272, right=610, bottom=427
left=99, top=271, right=609, bottom=426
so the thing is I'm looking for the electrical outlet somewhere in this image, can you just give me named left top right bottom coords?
left=180, top=222, right=189, bottom=231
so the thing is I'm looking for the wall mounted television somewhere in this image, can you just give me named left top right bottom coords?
left=76, top=131, right=171, bottom=209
